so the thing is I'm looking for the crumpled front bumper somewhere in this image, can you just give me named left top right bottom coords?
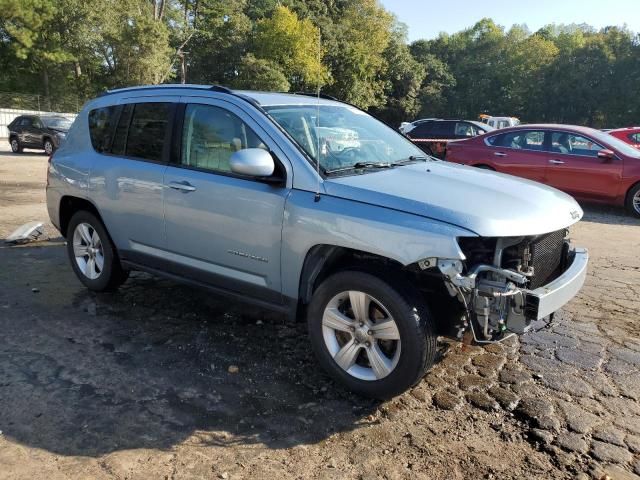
left=524, top=247, right=589, bottom=320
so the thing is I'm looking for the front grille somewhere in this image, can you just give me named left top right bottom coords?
left=528, top=229, right=567, bottom=289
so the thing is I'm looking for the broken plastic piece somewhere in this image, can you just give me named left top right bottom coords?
left=5, top=221, right=44, bottom=244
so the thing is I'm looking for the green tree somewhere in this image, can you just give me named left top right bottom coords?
left=253, top=5, right=328, bottom=90
left=324, top=0, right=393, bottom=109
left=231, top=53, right=290, bottom=91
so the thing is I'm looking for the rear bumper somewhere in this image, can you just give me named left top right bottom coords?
left=525, top=247, right=589, bottom=320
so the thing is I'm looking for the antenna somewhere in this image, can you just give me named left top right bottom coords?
left=314, top=29, right=322, bottom=203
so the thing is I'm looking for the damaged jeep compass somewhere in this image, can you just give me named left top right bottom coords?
left=46, top=85, right=588, bottom=399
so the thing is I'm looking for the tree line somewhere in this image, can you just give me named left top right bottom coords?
left=1, top=0, right=638, bottom=128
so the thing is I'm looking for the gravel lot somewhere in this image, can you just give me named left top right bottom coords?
left=1, top=146, right=639, bottom=479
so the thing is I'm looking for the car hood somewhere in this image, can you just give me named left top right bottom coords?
left=324, top=161, right=583, bottom=237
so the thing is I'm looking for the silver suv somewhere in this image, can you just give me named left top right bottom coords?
left=46, top=85, right=588, bottom=399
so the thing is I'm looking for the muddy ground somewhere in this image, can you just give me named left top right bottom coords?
left=0, top=146, right=639, bottom=480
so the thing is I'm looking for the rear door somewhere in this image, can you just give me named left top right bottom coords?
left=88, top=98, right=177, bottom=261
left=162, top=98, right=291, bottom=303
left=487, top=130, right=549, bottom=182
left=20, top=117, right=36, bottom=146
left=545, top=131, right=623, bottom=200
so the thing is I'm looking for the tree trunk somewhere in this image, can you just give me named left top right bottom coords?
left=42, top=67, right=50, bottom=100
left=179, top=52, right=186, bottom=84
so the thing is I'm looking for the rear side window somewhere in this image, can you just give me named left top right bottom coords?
left=486, top=134, right=501, bottom=146
left=410, top=122, right=433, bottom=137
left=88, top=106, right=119, bottom=153
left=431, top=121, right=455, bottom=137
left=111, top=104, right=133, bottom=156
left=502, top=131, right=546, bottom=151
left=125, top=103, right=171, bottom=161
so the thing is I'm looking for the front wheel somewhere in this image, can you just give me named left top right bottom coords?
left=307, top=270, right=436, bottom=399
left=626, top=183, right=640, bottom=218
left=66, top=211, right=129, bottom=291
left=10, top=138, right=22, bottom=153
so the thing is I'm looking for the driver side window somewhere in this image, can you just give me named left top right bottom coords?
left=181, top=104, right=267, bottom=173
left=551, top=132, right=603, bottom=157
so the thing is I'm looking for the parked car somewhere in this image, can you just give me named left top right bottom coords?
left=8, top=114, right=73, bottom=155
left=607, top=127, right=640, bottom=149
left=398, top=118, right=440, bottom=135
left=479, top=114, right=520, bottom=129
left=47, top=85, right=588, bottom=398
left=404, top=119, right=494, bottom=158
left=445, top=124, right=640, bottom=217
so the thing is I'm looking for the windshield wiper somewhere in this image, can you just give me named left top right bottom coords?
left=392, top=155, right=429, bottom=165
left=325, top=162, right=394, bottom=174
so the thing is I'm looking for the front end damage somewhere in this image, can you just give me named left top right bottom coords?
left=425, top=229, right=588, bottom=343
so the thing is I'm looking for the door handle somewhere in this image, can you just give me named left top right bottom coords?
left=167, top=181, right=196, bottom=192
left=494, top=152, right=507, bottom=157
left=548, top=159, right=565, bottom=165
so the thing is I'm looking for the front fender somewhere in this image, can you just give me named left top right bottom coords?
left=280, top=189, right=476, bottom=299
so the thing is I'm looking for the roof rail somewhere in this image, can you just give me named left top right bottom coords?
left=291, top=91, right=339, bottom=101
left=97, top=84, right=234, bottom=98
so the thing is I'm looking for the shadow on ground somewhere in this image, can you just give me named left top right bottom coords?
left=0, top=243, right=378, bottom=457
left=579, top=202, right=640, bottom=226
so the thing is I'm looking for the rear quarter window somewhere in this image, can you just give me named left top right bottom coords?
left=88, top=106, right=119, bottom=153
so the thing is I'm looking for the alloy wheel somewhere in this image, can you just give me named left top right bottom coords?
left=10, top=139, right=18, bottom=152
left=321, top=290, right=401, bottom=381
left=634, top=190, right=640, bottom=215
left=44, top=140, right=53, bottom=155
left=72, top=222, right=104, bottom=280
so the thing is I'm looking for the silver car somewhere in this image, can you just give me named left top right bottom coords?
left=46, top=85, right=588, bottom=399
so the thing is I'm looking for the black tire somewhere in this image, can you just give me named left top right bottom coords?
left=43, top=138, right=54, bottom=156
left=10, top=137, right=22, bottom=153
left=66, top=211, right=129, bottom=291
left=626, top=183, right=640, bottom=218
left=307, top=270, right=436, bottom=399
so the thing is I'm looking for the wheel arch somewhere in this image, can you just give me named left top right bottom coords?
left=58, top=195, right=105, bottom=238
left=625, top=180, right=640, bottom=213
left=297, top=245, right=410, bottom=306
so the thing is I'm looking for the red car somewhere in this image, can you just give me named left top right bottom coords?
left=445, top=124, right=640, bottom=217
left=608, top=127, right=640, bottom=149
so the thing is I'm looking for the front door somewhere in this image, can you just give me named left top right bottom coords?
left=163, top=99, right=290, bottom=304
left=545, top=131, right=623, bottom=201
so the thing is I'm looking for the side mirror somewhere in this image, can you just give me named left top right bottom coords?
left=229, top=148, right=275, bottom=177
left=597, top=149, right=615, bottom=162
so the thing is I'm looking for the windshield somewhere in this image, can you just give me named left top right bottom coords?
left=590, top=129, right=640, bottom=159
left=42, top=117, right=72, bottom=130
left=264, top=104, right=427, bottom=173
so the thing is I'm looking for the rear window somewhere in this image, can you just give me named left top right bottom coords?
left=88, top=106, right=119, bottom=153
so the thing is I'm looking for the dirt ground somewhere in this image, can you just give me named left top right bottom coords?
left=1, top=145, right=639, bottom=480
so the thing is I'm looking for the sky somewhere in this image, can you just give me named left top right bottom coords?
left=379, top=0, right=640, bottom=42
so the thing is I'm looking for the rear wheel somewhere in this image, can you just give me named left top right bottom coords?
left=66, top=211, right=129, bottom=291
left=43, top=138, right=54, bottom=155
left=307, top=270, right=436, bottom=399
left=10, top=138, right=22, bottom=153
left=626, top=183, right=640, bottom=218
